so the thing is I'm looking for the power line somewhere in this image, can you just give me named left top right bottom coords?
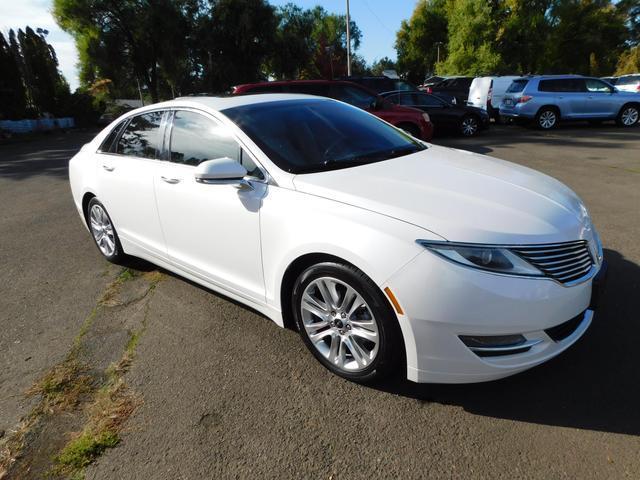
left=362, top=0, right=394, bottom=34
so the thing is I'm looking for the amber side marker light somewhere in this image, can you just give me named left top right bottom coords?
left=384, top=287, right=404, bottom=315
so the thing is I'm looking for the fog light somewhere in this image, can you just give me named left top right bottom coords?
left=459, top=334, right=525, bottom=348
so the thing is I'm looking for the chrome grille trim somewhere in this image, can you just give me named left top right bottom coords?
left=510, top=240, right=595, bottom=285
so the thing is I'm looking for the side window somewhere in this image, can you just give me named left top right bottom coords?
left=398, top=93, right=414, bottom=106
left=288, top=84, right=329, bottom=97
left=585, top=79, right=611, bottom=93
left=248, top=84, right=284, bottom=93
left=169, top=111, right=240, bottom=166
left=330, top=85, right=376, bottom=109
left=385, top=94, right=401, bottom=105
left=98, top=120, right=126, bottom=153
left=538, top=80, right=558, bottom=92
left=115, top=112, right=164, bottom=159
left=414, top=94, right=443, bottom=107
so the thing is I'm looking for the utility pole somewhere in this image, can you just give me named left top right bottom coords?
left=435, top=42, right=443, bottom=64
left=346, top=0, right=351, bottom=76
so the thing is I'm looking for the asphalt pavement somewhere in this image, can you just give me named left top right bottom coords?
left=1, top=123, right=639, bottom=479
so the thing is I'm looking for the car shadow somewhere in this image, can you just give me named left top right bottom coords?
left=372, top=248, right=640, bottom=436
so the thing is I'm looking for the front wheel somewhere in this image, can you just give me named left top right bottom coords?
left=291, top=262, right=402, bottom=384
left=617, top=105, right=639, bottom=127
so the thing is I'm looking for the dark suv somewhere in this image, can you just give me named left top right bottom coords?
left=336, top=76, right=418, bottom=94
left=426, top=77, right=474, bottom=105
left=232, top=80, right=434, bottom=141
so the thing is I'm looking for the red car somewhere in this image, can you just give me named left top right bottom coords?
left=232, top=80, right=433, bottom=141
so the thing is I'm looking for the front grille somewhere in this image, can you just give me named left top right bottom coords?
left=510, top=240, right=594, bottom=284
left=545, top=311, right=587, bottom=342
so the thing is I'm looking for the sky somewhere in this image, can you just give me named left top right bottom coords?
left=0, top=0, right=417, bottom=91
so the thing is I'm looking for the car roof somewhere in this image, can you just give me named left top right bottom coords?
left=133, top=94, right=327, bottom=114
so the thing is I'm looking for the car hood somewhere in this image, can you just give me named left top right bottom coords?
left=292, top=146, right=591, bottom=244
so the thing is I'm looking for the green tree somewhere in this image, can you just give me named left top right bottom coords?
left=269, top=3, right=316, bottom=79
left=369, top=56, right=397, bottom=76
left=0, top=31, right=27, bottom=119
left=54, top=0, right=193, bottom=102
left=615, top=46, right=640, bottom=74
left=617, top=0, right=640, bottom=45
left=16, top=27, right=69, bottom=115
left=196, top=0, right=278, bottom=90
left=395, top=0, right=448, bottom=83
left=439, top=0, right=503, bottom=76
left=309, top=6, right=362, bottom=78
left=497, top=0, right=552, bottom=74
left=546, top=0, right=627, bottom=75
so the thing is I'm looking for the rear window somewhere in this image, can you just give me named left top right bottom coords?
left=617, top=75, right=640, bottom=86
left=506, top=79, right=529, bottom=93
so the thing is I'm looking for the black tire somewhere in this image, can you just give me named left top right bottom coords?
left=291, top=262, right=403, bottom=384
left=398, top=123, right=420, bottom=138
left=86, top=198, right=127, bottom=264
left=616, top=104, right=639, bottom=127
left=535, top=107, right=559, bottom=130
left=460, top=114, right=480, bottom=136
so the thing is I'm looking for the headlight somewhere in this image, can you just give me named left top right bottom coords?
left=417, top=241, right=543, bottom=276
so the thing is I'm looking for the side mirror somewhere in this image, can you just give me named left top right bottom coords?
left=194, top=157, right=251, bottom=189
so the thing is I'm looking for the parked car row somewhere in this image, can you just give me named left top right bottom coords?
left=499, top=75, right=640, bottom=129
left=421, top=73, right=640, bottom=130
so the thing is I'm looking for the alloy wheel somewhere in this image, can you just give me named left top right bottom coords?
left=539, top=110, right=556, bottom=129
left=89, top=203, right=116, bottom=257
left=621, top=107, right=639, bottom=126
left=300, top=277, right=379, bottom=372
left=461, top=116, right=478, bottom=136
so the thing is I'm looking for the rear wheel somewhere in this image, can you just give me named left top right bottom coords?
left=460, top=115, right=480, bottom=136
left=86, top=198, right=127, bottom=263
left=536, top=107, right=558, bottom=130
left=291, top=262, right=402, bottom=384
left=617, top=104, right=639, bottom=127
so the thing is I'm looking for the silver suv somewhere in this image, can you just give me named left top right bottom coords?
left=499, top=75, right=640, bottom=129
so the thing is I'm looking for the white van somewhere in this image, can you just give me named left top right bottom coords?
left=468, top=76, right=525, bottom=120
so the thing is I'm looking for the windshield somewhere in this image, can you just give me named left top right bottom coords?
left=506, top=79, right=529, bottom=93
left=222, top=99, right=426, bottom=174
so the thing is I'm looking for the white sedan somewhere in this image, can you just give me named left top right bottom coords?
left=69, top=94, right=606, bottom=384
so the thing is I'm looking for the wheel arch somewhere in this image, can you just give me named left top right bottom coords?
left=618, top=101, right=640, bottom=115
left=280, top=252, right=369, bottom=330
left=536, top=104, right=561, bottom=118
left=81, top=191, right=97, bottom=228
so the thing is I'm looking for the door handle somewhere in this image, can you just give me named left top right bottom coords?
left=161, top=176, right=181, bottom=184
left=102, top=164, right=115, bottom=172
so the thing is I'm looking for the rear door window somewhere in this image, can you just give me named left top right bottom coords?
left=539, top=79, right=585, bottom=92
left=115, top=111, right=164, bottom=159
left=98, top=120, right=127, bottom=153
left=329, top=85, right=376, bottom=109
left=414, top=94, right=444, bottom=107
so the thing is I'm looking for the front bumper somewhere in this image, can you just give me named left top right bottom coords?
left=384, top=251, right=605, bottom=383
